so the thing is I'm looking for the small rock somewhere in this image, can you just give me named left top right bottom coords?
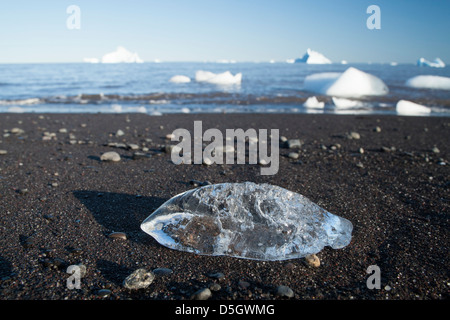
left=191, top=288, right=212, bottom=300
left=108, top=232, right=127, bottom=240
left=288, top=152, right=299, bottom=159
left=208, top=272, right=225, bottom=280
left=51, top=182, right=58, bottom=187
left=286, top=139, right=302, bottom=149
left=132, top=152, right=151, bottom=160
left=359, top=148, right=364, bottom=154
left=123, top=269, right=155, bottom=290
left=97, top=289, right=111, bottom=298
left=349, top=132, right=360, bottom=140
left=373, top=126, right=381, bottom=133
left=11, top=128, right=25, bottom=135
left=275, top=285, right=294, bottom=298
left=305, top=254, right=320, bottom=268
left=356, top=162, right=364, bottom=168
left=153, top=268, right=173, bottom=276
left=431, top=147, right=440, bottom=154
left=0, top=150, right=7, bottom=155
left=279, top=136, right=287, bottom=143
left=127, top=143, right=139, bottom=150
left=100, top=151, right=121, bottom=162
left=58, top=128, right=68, bottom=133
left=116, top=129, right=125, bottom=137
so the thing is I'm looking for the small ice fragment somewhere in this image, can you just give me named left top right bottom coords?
left=303, top=96, right=325, bottom=109
left=396, top=100, right=431, bottom=116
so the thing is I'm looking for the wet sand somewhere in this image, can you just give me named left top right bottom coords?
left=0, top=113, right=448, bottom=302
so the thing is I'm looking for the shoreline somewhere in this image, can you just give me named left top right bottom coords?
left=0, top=113, right=448, bottom=300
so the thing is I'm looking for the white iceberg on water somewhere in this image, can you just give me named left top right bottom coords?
left=169, top=75, right=191, bottom=83
left=295, top=48, right=332, bottom=64
left=195, top=70, right=242, bottom=85
left=417, top=57, right=445, bottom=68
left=303, top=96, right=324, bottom=109
left=303, top=67, right=388, bottom=98
left=101, top=46, right=143, bottom=63
left=396, top=100, right=431, bottom=116
left=406, top=75, right=450, bottom=90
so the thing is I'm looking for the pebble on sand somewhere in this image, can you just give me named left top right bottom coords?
left=191, top=288, right=212, bottom=300
left=108, top=232, right=127, bottom=240
left=305, top=254, right=320, bottom=268
left=275, top=285, right=294, bottom=298
left=100, top=151, right=121, bottom=162
left=286, top=139, right=302, bottom=149
left=123, top=269, right=155, bottom=290
left=288, top=152, right=299, bottom=159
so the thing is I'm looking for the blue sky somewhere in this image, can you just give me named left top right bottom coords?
left=1, top=0, right=449, bottom=63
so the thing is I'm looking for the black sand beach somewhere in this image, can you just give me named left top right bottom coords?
left=0, top=113, right=448, bottom=301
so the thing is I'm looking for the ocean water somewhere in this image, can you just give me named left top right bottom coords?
left=0, top=62, right=449, bottom=116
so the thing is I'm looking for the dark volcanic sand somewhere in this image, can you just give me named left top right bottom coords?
left=0, top=113, right=448, bottom=301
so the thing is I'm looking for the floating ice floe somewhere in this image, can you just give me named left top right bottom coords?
left=332, top=97, right=365, bottom=109
left=169, top=75, right=191, bottom=83
left=303, top=67, right=389, bottom=98
left=195, top=70, right=242, bottom=85
left=295, top=48, right=332, bottom=64
left=141, top=182, right=353, bottom=261
left=396, top=100, right=431, bottom=116
left=405, top=75, right=450, bottom=90
left=417, top=57, right=445, bottom=68
left=303, top=96, right=324, bottom=109
left=100, top=46, right=143, bottom=63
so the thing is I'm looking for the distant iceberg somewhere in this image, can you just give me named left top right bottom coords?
left=417, top=57, right=445, bottom=68
left=303, top=96, right=324, bottom=109
left=303, top=67, right=388, bottom=98
left=396, top=100, right=431, bottom=116
left=195, top=70, right=242, bottom=85
left=295, top=48, right=332, bottom=64
left=406, top=75, right=450, bottom=90
left=101, top=46, right=143, bottom=63
left=169, top=75, right=191, bottom=83
left=83, top=57, right=99, bottom=64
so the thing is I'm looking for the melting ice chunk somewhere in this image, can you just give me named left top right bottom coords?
left=396, top=100, right=431, bottom=116
left=140, top=182, right=353, bottom=261
left=405, top=75, right=450, bottom=90
left=195, top=70, right=242, bottom=85
left=303, top=67, right=388, bottom=98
